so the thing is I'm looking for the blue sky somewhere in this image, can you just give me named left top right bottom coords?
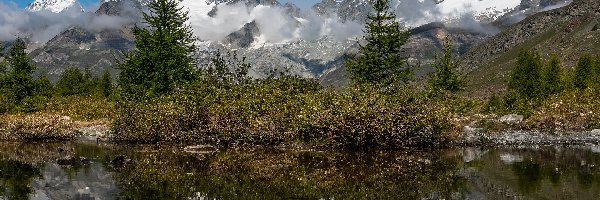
left=2, top=0, right=321, bottom=9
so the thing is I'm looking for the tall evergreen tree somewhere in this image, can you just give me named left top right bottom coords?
left=118, top=0, right=197, bottom=97
left=508, top=49, right=543, bottom=100
left=34, top=73, right=54, bottom=98
left=345, top=0, right=411, bottom=86
left=3, top=38, right=36, bottom=104
left=56, top=67, right=87, bottom=96
left=574, top=54, right=593, bottom=90
left=543, top=55, right=562, bottom=96
left=100, top=70, right=112, bottom=98
left=428, top=39, right=467, bottom=93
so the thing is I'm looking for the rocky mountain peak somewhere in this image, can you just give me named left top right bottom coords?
left=26, top=0, right=83, bottom=13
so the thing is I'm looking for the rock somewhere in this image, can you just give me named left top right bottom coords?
left=463, top=126, right=485, bottom=134
left=110, top=155, right=133, bottom=166
left=183, top=145, right=218, bottom=154
left=57, top=156, right=89, bottom=166
left=499, top=114, right=524, bottom=124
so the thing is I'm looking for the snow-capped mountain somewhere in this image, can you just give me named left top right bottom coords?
left=314, top=0, right=563, bottom=26
left=26, top=0, right=83, bottom=13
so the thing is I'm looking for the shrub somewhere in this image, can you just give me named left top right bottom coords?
left=112, top=79, right=457, bottom=149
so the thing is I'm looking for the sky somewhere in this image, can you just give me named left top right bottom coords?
left=1, top=0, right=321, bottom=9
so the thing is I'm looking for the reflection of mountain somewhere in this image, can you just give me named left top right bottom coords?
left=30, top=163, right=119, bottom=199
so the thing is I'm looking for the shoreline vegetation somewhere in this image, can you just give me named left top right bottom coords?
left=1, top=0, right=600, bottom=149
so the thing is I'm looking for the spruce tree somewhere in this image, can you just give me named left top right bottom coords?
left=543, top=55, right=562, bottom=96
left=3, top=38, right=36, bottom=104
left=508, top=49, right=543, bottom=100
left=574, top=54, right=593, bottom=90
left=428, top=39, right=467, bottom=93
left=345, top=0, right=411, bottom=86
left=100, top=70, right=112, bottom=98
left=56, top=67, right=86, bottom=96
left=34, top=73, right=54, bottom=98
left=118, top=0, right=197, bottom=98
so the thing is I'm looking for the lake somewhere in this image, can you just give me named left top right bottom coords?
left=1, top=142, right=600, bottom=199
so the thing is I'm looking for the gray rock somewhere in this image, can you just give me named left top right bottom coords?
left=499, top=114, right=524, bottom=124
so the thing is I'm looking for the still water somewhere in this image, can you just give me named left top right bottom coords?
left=1, top=142, right=600, bottom=199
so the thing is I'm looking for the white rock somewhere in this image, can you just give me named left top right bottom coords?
left=500, top=114, right=524, bottom=124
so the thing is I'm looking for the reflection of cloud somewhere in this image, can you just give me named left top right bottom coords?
left=500, top=153, right=524, bottom=164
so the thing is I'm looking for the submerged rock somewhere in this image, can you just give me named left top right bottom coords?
left=57, top=156, right=90, bottom=166
left=183, top=145, right=218, bottom=154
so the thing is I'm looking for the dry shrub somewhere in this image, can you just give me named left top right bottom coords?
left=0, top=114, right=80, bottom=140
left=112, top=79, right=458, bottom=149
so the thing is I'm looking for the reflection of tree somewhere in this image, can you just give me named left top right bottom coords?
left=507, top=147, right=600, bottom=197
left=512, top=160, right=542, bottom=194
left=113, top=148, right=464, bottom=199
left=0, top=160, right=42, bottom=200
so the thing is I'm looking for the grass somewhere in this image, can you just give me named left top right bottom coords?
left=0, top=95, right=114, bottom=141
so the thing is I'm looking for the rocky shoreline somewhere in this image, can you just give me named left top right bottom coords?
left=456, top=129, right=600, bottom=146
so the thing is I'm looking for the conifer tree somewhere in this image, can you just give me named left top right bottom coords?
left=543, top=55, right=562, bottom=96
left=345, top=0, right=411, bottom=86
left=508, top=49, right=543, bottom=100
left=0, top=42, right=5, bottom=77
left=100, top=70, right=112, bottom=98
left=56, top=67, right=86, bottom=96
left=118, top=0, right=197, bottom=97
left=428, top=39, right=467, bottom=93
left=3, top=38, right=36, bottom=104
left=574, top=54, right=593, bottom=90
left=34, top=73, right=54, bottom=98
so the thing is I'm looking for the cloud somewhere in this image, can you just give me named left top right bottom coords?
left=0, top=2, right=134, bottom=43
left=183, top=2, right=363, bottom=43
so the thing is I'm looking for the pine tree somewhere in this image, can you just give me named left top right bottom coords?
left=345, top=0, right=411, bottom=87
left=508, top=49, right=543, bottom=100
left=118, top=0, right=197, bottom=98
left=592, top=55, right=600, bottom=90
left=100, top=70, right=112, bottom=98
left=542, top=55, right=562, bottom=96
left=56, top=67, right=86, bottom=96
left=34, top=73, right=54, bottom=98
left=3, top=38, right=36, bottom=104
left=428, top=39, right=467, bottom=93
left=574, top=54, right=593, bottom=90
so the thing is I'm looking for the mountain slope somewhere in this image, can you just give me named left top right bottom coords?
left=29, top=0, right=138, bottom=80
left=461, top=0, right=600, bottom=96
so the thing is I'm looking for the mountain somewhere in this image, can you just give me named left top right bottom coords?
left=461, top=0, right=597, bottom=96
left=27, top=0, right=83, bottom=13
left=23, top=0, right=573, bottom=86
left=314, top=0, right=526, bottom=25
left=29, top=0, right=139, bottom=80
left=318, top=22, right=488, bottom=87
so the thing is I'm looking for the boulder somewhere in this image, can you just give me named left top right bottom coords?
left=499, top=114, right=524, bottom=124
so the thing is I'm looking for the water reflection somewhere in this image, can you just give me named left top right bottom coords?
left=2, top=143, right=600, bottom=199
